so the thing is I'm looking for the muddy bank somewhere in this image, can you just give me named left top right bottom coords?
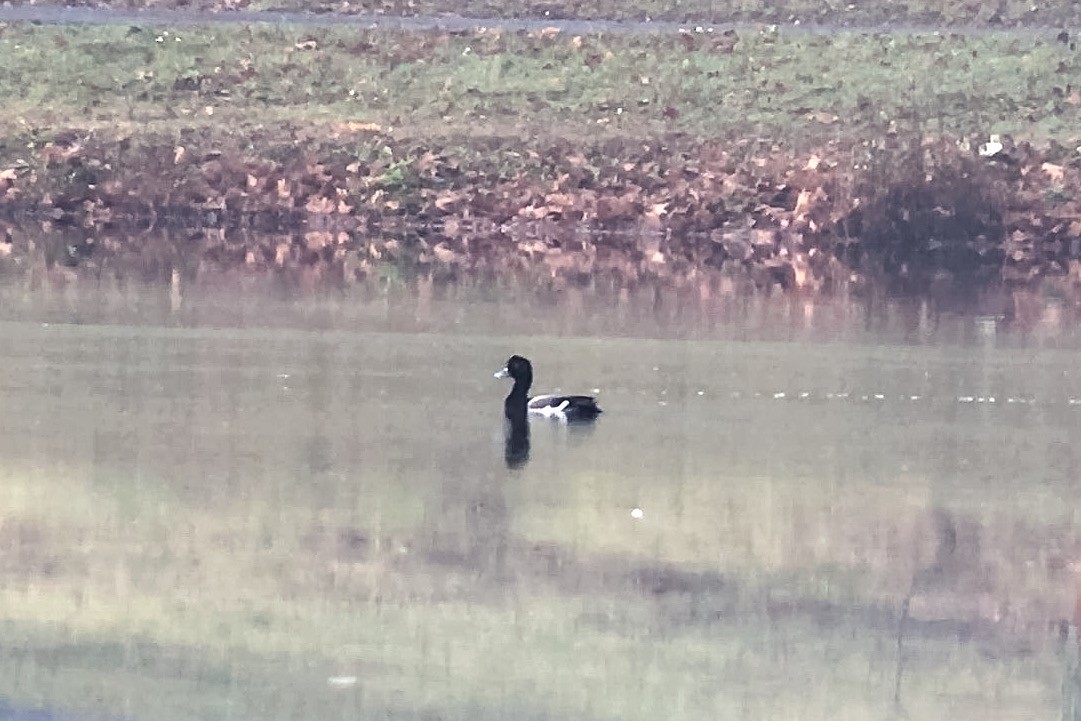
left=3, top=131, right=1081, bottom=297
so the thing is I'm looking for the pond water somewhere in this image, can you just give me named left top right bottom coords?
left=1, top=272, right=1081, bottom=721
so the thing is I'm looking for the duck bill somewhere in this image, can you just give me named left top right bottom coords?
left=494, top=367, right=510, bottom=379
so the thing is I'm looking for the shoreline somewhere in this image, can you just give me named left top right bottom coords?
left=2, top=22, right=1081, bottom=298
left=4, top=130, right=1081, bottom=298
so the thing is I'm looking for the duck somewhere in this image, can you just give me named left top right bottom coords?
left=495, top=355, right=603, bottom=422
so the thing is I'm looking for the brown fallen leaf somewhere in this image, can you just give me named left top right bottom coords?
left=305, top=196, right=335, bottom=214
left=434, top=190, right=463, bottom=211
left=336, top=122, right=382, bottom=134
left=1042, top=162, right=1065, bottom=181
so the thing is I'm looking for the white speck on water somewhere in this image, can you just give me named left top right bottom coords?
left=910, top=395, right=920, bottom=401
left=591, top=388, right=600, bottom=394
left=658, top=401, right=667, bottom=406
left=277, top=373, right=290, bottom=379
left=652, top=366, right=660, bottom=371
left=799, top=392, right=810, bottom=399
left=773, top=392, right=786, bottom=399
left=327, top=676, right=358, bottom=688
left=630, top=508, right=644, bottom=519
left=696, top=390, right=705, bottom=396
left=874, top=394, right=885, bottom=400
left=959, top=396, right=975, bottom=403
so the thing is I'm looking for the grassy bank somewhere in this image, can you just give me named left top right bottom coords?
left=2, top=23, right=1079, bottom=144
left=3, top=22, right=1081, bottom=294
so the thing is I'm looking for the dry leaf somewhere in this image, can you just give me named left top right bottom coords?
left=646, top=202, right=668, bottom=218
left=305, top=196, right=335, bottom=214
left=337, top=121, right=382, bottom=133
left=434, top=191, right=462, bottom=211
left=1042, top=162, right=1065, bottom=181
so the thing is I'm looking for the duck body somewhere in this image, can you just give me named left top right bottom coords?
left=526, top=394, right=603, bottom=420
left=496, top=355, right=602, bottom=422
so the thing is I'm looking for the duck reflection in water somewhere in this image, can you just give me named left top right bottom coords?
left=495, top=354, right=602, bottom=468
left=503, top=416, right=531, bottom=468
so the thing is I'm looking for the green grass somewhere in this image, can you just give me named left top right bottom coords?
left=1, top=23, right=1080, bottom=151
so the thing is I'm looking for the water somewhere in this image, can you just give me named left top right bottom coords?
left=1, top=273, right=1080, bottom=720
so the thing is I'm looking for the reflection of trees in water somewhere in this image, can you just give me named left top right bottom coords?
left=7, top=224, right=1081, bottom=345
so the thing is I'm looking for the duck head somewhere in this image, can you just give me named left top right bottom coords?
left=494, top=355, right=533, bottom=388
